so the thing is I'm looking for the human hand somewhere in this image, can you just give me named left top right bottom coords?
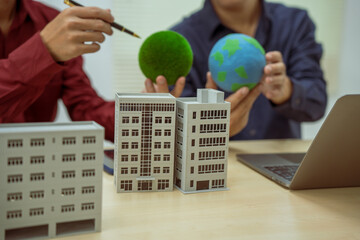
left=262, top=51, right=293, bottom=104
left=143, top=76, right=186, bottom=98
left=206, top=72, right=262, bottom=137
left=40, top=7, right=114, bottom=62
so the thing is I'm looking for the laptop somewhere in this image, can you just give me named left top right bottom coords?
left=236, top=95, right=360, bottom=190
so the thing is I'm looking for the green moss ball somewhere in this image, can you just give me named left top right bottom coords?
left=138, top=31, right=193, bottom=86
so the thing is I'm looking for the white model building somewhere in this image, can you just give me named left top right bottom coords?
left=114, top=93, right=176, bottom=192
left=0, top=122, right=104, bottom=240
left=175, top=89, right=230, bottom=193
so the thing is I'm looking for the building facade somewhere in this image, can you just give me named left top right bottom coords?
left=175, top=89, right=230, bottom=193
left=0, top=122, right=104, bottom=240
left=114, top=93, right=176, bottom=192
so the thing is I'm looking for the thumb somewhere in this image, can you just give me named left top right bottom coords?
left=205, top=72, right=218, bottom=89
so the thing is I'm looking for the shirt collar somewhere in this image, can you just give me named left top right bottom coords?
left=11, top=0, right=42, bottom=31
left=199, top=0, right=271, bottom=43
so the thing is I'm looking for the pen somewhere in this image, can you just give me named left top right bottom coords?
left=64, top=0, right=141, bottom=39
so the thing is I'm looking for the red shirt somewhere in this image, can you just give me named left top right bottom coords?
left=0, top=0, right=115, bottom=141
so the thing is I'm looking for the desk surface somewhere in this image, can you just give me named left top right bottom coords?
left=58, top=140, right=360, bottom=240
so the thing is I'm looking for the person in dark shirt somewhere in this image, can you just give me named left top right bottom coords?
left=145, top=0, right=327, bottom=140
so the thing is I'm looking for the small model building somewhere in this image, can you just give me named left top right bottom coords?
left=0, top=122, right=104, bottom=240
left=174, top=89, right=230, bottom=193
left=114, top=93, right=176, bottom=192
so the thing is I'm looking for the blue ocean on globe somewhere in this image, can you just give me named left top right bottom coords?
left=208, top=33, right=266, bottom=92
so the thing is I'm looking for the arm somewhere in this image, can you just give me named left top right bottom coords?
left=0, top=33, right=63, bottom=122
left=266, top=12, right=327, bottom=122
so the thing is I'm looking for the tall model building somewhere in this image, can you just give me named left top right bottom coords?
left=0, top=122, right=104, bottom=240
left=114, top=93, right=176, bottom=192
left=175, top=89, right=230, bottom=193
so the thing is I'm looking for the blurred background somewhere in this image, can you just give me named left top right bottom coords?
left=37, top=0, right=360, bottom=140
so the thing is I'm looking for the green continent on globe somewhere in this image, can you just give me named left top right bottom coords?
left=242, top=36, right=265, bottom=55
left=217, top=71, right=227, bottom=82
left=235, top=66, right=248, bottom=79
left=222, top=39, right=241, bottom=57
left=138, top=31, right=193, bottom=85
left=212, top=51, right=224, bottom=66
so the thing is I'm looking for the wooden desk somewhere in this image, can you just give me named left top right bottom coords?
left=57, top=140, right=360, bottom=240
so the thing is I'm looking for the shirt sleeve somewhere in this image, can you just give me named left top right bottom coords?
left=273, top=11, right=327, bottom=122
left=0, top=32, right=64, bottom=122
left=61, top=57, right=115, bottom=142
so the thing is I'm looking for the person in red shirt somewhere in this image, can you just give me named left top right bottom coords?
left=0, top=0, right=116, bottom=141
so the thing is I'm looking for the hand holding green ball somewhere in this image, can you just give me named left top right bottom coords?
left=138, top=31, right=193, bottom=86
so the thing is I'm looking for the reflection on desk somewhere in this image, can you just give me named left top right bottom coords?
left=56, top=139, right=360, bottom=240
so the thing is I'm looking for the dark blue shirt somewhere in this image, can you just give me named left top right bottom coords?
left=171, top=0, right=327, bottom=140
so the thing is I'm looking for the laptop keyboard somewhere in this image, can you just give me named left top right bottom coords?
left=264, top=165, right=299, bottom=181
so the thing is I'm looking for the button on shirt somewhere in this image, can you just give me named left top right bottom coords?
left=0, top=0, right=115, bottom=141
left=171, top=0, right=327, bottom=140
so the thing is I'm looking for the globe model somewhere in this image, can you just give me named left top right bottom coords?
left=138, top=31, right=193, bottom=86
left=208, top=33, right=266, bottom=92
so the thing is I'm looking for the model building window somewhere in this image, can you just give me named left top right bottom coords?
left=132, top=117, right=139, bottom=123
left=192, top=125, right=196, bottom=133
left=62, top=154, right=75, bottom=162
left=191, top=153, right=195, bottom=160
left=164, top=142, right=171, bottom=149
left=62, top=171, right=75, bottom=178
left=83, top=153, right=95, bottom=161
left=176, top=148, right=182, bottom=159
left=30, top=138, right=45, bottom=146
left=163, top=167, right=170, bottom=174
left=121, top=168, right=128, bottom=174
left=190, top=180, right=194, bottom=187
left=29, top=207, right=44, bottom=217
left=212, top=179, right=225, bottom=188
left=61, top=204, right=75, bottom=213
left=7, top=192, right=22, bottom=201
left=164, top=117, right=172, bottom=124
left=177, top=121, right=183, bottom=132
left=7, top=210, right=22, bottom=219
left=83, top=136, right=96, bottom=144
left=122, top=129, right=129, bottom=136
left=158, top=179, right=170, bottom=190
left=131, top=155, right=138, bottom=162
left=120, top=180, right=133, bottom=191
left=131, top=142, right=138, bottom=149
left=30, top=173, right=44, bottom=181
left=154, top=154, right=161, bottom=161
left=130, top=167, right=138, bottom=174
left=30, top=155, right=45, bottom=164
left=82, top=186, right=95, bottom=194
left=121, top=142, right=129, bottom=149
left=81, top=202, right=95, bottom=211
left=193, top=111, right=196, bottom=119
left=7, top=139, right=23, bottom=148
left=164, top=129, right=171, bottom=136
left=155, top=129, right=162, bottom=136
left=7, top=157, right=23, bottom=166
left=163, top=154, right=170, bottom=161
left=155, top=117, right=162, bottom=124
left=122, top=116, right=130, bottom=124
left=82, top=169, right=95, bottom=177
left=121, top=155, right=128, bottom=162
left=190, top=167, right=194, bottom=174
left=61, top=188, right=75, bottom=196
left=132, top=129, right=139, bottom=136
left=154, top=142, right=161, bottom=149
left=191, top=139, right=195, bottom=147
left=154, top=167, right=161, bottom=174
left=177, top=107, right=184, bottom=118
left=62, top=137, right=76, bottom=145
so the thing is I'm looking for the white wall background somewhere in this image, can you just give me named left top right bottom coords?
left=37, top=0, right=360, bottom=140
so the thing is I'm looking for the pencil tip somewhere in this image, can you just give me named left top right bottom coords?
left=134, top=33, right=141, bottom=39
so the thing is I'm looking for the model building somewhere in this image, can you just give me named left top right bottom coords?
left=114, top=93, right=176, bottom=192
left=0, top=122, right=104, bottom=240
left=174, top=89, right=230, bottom=193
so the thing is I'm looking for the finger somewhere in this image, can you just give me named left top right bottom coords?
left=144, top=78, right=156, bottom=93
left=155, top=75, right=170, bottom=93
left=73, top=31, right=106, bottom=43
left=74, top=18, right=113, bottom=35
left=77, top=42, right=100, bottom=54
left=68, top=7, right=114, bottom=23
left=225, top=87, right=249, bottom=111
left=205, top=72, right=218, bottom=89
left=171, top=76, right=185, bottom=97
left=265, top=75, right=284, bottom=85
left=265, top=51, right=283, bottom=63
